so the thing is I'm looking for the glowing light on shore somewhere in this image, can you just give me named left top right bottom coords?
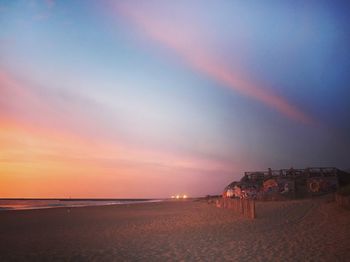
left=172, top=194, right=188, bottom=199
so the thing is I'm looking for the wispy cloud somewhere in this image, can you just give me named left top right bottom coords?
left=115, top=4, right=313, bottom=124
left=0, top=69, right=235, bottom=175
left=1, top=68, right=241, bottom=197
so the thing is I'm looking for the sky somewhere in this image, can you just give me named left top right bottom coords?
left=0, top=0, right=350, bottom=198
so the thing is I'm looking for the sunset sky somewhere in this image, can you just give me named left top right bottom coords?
left=1, top=0, right=350, bottom=198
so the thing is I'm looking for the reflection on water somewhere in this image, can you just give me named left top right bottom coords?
left=0, top=199, right=162, bottom=211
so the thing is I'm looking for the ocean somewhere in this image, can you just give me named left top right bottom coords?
left=0, top=199, right=163, bottom=211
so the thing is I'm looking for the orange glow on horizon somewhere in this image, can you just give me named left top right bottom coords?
left=0, top=67, right=246, bottom=198
left=0, top=69, right=236, bottom=198
left=1, top=120, right=235, bottom=198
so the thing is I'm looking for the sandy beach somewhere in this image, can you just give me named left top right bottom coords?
left=1, top=197, right=349, bottom=261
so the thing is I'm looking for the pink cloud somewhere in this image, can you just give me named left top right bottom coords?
left=1, top=68, right=243, bottom=197
left=0, top=69, right=236, bottom=173
left=115, top=4, right=313, bottom=124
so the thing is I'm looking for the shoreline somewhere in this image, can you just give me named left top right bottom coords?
left=0, top=199, right=167, bottom=211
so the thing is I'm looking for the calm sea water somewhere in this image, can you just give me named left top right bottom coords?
left=0, top=199, right=163, bottom=211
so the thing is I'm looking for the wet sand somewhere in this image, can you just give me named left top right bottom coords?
left=0, top=197, right=349, bottom=261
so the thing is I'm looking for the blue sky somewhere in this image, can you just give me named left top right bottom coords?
left=0, top=0, right=349, bottom=197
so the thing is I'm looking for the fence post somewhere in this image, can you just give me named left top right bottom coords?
left=216, top=198, right=256, bottom=219
left=245, top=199, right=248, bottom=217
left=246, top=200, right=250, bottom=218
left=250, top=200, right=256, bottom=219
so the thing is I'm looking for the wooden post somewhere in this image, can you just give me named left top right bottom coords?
left=246, top=199, right=249, bottom=217
left=216, top=197, right=256, bottom=219
left=246, top=200, right=250, bottom=218
left=250, top=200, right=256, bottom=219
left=242, top=199, right=246, bottom=217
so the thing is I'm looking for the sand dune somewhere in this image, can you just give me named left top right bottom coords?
left=0, top=196, right=349, bottom=261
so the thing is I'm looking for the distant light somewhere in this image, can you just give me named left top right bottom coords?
left=171, top=195, right=175, bottom=199
left=176, top=195, right=180, bottom=199
left=183, top=195, right=187, bottom=199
